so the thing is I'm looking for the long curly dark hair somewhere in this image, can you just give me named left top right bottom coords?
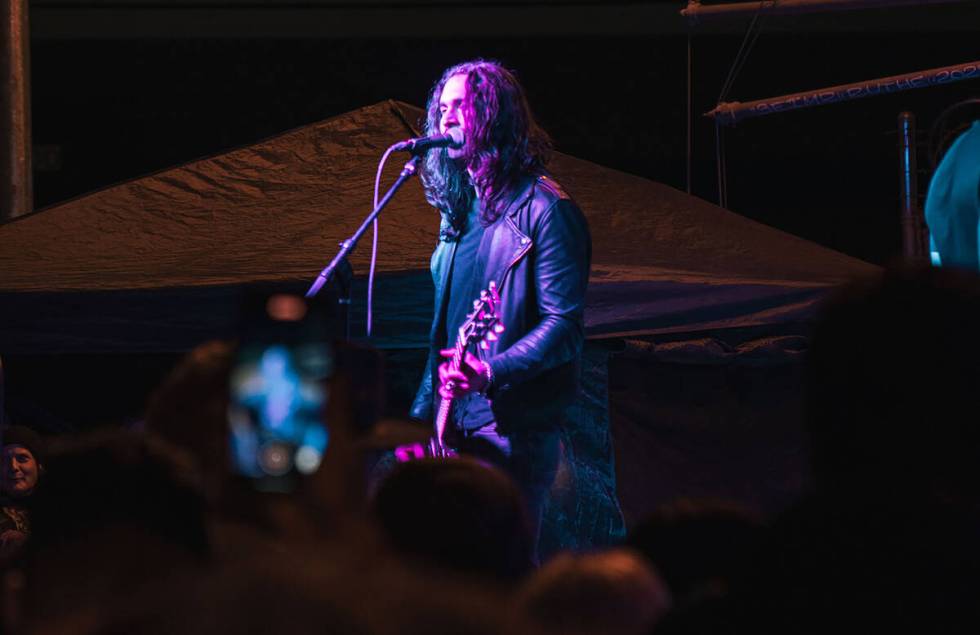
left=420, top=60, right=553, bottom=239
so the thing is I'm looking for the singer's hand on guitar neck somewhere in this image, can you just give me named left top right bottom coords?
left=438, top=349, right=490, bottom=399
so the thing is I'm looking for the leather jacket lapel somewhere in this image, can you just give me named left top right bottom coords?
left=482, top=176, right=536, bottom=288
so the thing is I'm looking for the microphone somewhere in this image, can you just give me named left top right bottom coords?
left=391, top=127, right=465, bottom=154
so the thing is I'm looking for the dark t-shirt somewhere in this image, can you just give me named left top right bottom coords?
left=444, top=200, right=495, bottom=430
left=0, top=503, right=31, bottom=559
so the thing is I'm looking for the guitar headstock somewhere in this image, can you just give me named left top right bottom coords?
left=458, top=281, right=505, bottom=351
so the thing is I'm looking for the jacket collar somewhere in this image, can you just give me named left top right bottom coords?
left=501, top=174, right=538, bottom=219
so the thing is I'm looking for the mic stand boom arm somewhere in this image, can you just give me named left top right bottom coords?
left=306, top=154, right=420, bottom=299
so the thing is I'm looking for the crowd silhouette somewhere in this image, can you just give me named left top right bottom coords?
left=2, top=264, right=979, bottom=633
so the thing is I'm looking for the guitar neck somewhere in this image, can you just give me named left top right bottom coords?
left=434, top=344, right=464, bottom=445
left=431, top=284, right=499, bottom=453
left=434, top=394, right=452, bottom=444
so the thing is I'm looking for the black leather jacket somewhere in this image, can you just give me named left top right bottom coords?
left=410, top=173, right=592, bottom=433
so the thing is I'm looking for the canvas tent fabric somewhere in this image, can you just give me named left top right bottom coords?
left=0, top=100, right=877, bottom=356
left=0, top=100, right=878, bottom=554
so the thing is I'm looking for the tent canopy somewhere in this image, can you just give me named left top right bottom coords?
left=0, top=101, right=877, bottom=354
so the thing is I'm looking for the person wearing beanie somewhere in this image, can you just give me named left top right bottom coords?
left=0, top=425, right=44, bottom=560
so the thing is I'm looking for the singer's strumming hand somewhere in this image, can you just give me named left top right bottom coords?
left=438, top=349, right=489, bottom=399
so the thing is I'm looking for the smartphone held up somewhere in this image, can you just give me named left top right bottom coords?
left=227, top=289, right=338, bottom=491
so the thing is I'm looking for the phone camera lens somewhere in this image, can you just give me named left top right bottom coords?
left=258, top=441, right=293, bottom=476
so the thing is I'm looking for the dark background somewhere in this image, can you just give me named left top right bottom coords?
left=26, top=0, right=980, bottom=266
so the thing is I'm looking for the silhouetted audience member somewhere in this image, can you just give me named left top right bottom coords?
left=144, top=339, right=235, bottom=498
left=805, top=265, right=980, bottom=498
left=372, top=456, right=534, bottom=582
left=66, top=544, right=511, bottom=635
left=16, top=429, right=210, bottom=632
left=662, top=266, right=980, bottom=634
left=627, top=498, right=764, bottom=606
left=144, top=338, right=387, bottom=558
left=15, top=330, right=511, bottom=635
left=11, top=428, right=510, bottom=635
left=0, top=425, right=45, bottom=562
left=925, top=100, right=980, bottom=270
left=512, top=548, right=671, bottom=635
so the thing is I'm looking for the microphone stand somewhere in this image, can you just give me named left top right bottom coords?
left=305, top=154, right=421, bottom=323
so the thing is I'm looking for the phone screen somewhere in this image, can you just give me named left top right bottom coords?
left=227, top=292, right=334, bottom=489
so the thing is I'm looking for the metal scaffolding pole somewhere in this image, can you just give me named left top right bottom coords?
left=897, top=112, right=927, bottom=261
left=681, top=0, right=967, bottom=23
left=1, top=0, right=32, bottom=221
left=706, top=59, right=980, bottom=125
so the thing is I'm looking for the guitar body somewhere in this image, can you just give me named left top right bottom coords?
left=427, top=397, right=456, bottom=457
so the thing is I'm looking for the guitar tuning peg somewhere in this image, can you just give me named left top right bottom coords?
left=473, top=299, right=482, bottom=308
left=480, top=340, right=490, bottom=350
left=493, top=323, right=505, bottom=333
left=486, top=331, right=498, bottom=342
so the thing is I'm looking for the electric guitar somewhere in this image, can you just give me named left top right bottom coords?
left=428, top=281, right=504, bottom=458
